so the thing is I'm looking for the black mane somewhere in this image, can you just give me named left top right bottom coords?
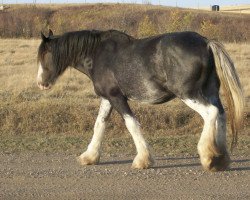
left=44, top=29, right=133, bottom=77
left=51, top=30, right=102, bottom=75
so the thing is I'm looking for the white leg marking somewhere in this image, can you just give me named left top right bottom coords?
left=124, top=115, right=148, bottom=154
left=182, top=99, right=230, bottom=171
left=182, top=99, right=218, bottom=160
left=88, top=98, right=111, bottom=152
left=182, top=99, right=218, bottom=143
left=123, top=114, right=153, bottom=169
left=78, top=98, right=112, bottom=165
left=182, top=99, right=227, bottom=149
left=182, top=99, right=212, bottom=120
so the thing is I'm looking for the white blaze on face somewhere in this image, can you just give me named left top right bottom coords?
left=37, top=62, right=43, bottom=84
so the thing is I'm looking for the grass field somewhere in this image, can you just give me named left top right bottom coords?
left=219, top=5, right=250, bottom=14
left=1, top=3, right=249, bottom=43
left=0, top=38, right=249, bottom=156
left=202, top=4, right=250, bottom=14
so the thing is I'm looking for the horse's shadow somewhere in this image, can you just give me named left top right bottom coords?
left=99, top=156, right=198, bottom=166
left=99, top=159, right=132, bottom=165
left=99, top=157, right=250, bottom=171
left=152, top=156, right=200, bottom=169
left=229, top=159, right=250, bottom=171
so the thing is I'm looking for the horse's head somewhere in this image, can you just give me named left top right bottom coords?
left=37, top=29, right=57, bottom=90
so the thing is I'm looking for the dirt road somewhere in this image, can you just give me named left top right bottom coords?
left=0, top=153, right=249, bottom=200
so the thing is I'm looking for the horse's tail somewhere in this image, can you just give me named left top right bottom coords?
left=208, top=40, right=244, bottom=149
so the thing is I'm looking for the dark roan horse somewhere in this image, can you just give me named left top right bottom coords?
left=37, top=29, right=244, bottom=171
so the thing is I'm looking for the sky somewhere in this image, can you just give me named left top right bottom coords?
left=2, top=0, right=250, bottom=8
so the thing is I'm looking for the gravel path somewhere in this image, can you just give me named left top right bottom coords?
left=0, top=153, right=249, bottom=200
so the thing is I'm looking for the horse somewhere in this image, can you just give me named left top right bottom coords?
left=37, top=29, right=244, bottom=171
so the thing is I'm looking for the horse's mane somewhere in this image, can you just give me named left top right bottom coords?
left=50, top=30, right=102, bottom=75
left=49, top=29, right=133, bottom=76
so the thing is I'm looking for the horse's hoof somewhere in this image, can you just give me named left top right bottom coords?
left=131, top=153, right=154, bottom=169
left=201, top=153, right=231, bottom=172
left=77, top=152, right=100, bottom=166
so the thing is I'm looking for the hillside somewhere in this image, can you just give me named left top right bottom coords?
left=0, top=3, right=249, bottom=42
left=201, top=4, right=250, bottom=14
left=217, top=4, right=250, bottom=14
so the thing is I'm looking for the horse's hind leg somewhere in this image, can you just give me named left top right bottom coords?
left=182, top=97, right=230, bottom=171
left=78, top=98, right=112, bottom=165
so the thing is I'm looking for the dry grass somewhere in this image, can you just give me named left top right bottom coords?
left=225, top=43, right=250, bottom=109
left=1, top=3, right=249, bottom=42
left=0, top=39, right=249, bottom=155
left=220, top=5, right=250, bottom=14
left=202, top=4, right=250, bottom=14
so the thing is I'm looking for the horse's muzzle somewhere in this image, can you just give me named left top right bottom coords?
left=37, top=82, right=51, bottom=90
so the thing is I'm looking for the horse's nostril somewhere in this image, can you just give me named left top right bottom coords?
left=37, top=82, right=51, bottom=90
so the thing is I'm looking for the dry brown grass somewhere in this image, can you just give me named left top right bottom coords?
left=202, top=4, right=250, bottom=14
left=221, top=5, right=250, bottom=14
left=225, top=43, right=250, bottom=110
left=0, top=39, right=249, bottom=154
left=0, top=4, right=249, bottom=42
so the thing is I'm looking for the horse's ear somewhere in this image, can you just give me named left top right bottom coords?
left=41, top=32, right=47, bottom=42
left=48, top=29, right=54, bottom=37
left=41, top=32, right=52, bottom=51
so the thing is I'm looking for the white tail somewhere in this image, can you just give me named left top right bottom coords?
left=208, top=40, right=244, bottom=149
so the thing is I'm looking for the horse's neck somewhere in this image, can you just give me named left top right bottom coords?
left=73, top=56, right=93, bottom=78
left=69, top=33, right=100, bottom=77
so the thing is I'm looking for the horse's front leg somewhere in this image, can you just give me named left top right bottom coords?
left=78, top=98, right=112, bottom=165
left=123, top=114, right=154, bottom=169
left=109, top=94, right=154, bottom=169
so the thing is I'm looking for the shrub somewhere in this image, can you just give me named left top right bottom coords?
left=137, top=15, right=157, bottom=38
left=164, top=10, right=194, bottom=33
left=199, top=19, right=221, bottom=39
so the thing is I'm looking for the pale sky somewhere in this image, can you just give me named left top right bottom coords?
left=3, top=0, right=250, bottom=8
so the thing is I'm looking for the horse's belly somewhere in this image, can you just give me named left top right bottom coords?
left=124, top=81, right=174, bottom=104
left=129, top=93, right=174, bottom=104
